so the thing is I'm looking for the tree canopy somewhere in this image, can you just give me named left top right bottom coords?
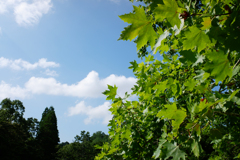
left=37, top=106, right=60, bottom=160
left=57, top=131, right=109, bottom=160
left=0, top=98, right=109, bottom=160
left=96, top=0, right=240, bottom=159
left=0, top=98, right=39, bottom=160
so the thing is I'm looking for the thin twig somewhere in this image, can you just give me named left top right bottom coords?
left=233, top=58, right=240, bottom=69
left=191, top=12, right=231, bottom=17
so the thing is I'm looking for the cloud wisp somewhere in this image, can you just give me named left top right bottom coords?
left=0, top=57, right=59, bottom=70
left=43, top=69, right=58, bottom=77
left=0, top=71, right=137, bottom=100
left=0, top=0, right=52, bottom=26
left=67, top=101, right=112, bottom=124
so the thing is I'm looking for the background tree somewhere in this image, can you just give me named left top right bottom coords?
left=0, top=98, right=40, bottom=160
left=96, top=0, right=240, bottom=159
left=57, top=131, right=109, bottom=160
left=37, top=106, right=60, bottom=160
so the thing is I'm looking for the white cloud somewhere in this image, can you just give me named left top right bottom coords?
left=0, top=71, right=136, bottom=100
left=68, top=101, right=112, bottom=124
left=25, top=71, right=137, bottom=98
left=0, top=57, right=59, bottom=70
left=14, top=0, right=52, bottom=26
left=0, top=0, right=52, bottom=26
left=43, top=69, right=58, bottom=77
left=0, top=80, right=29, bottom=100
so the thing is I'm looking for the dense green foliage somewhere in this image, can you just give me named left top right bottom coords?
left=0, top=98, right=109, bottom=160
left=96, top=0, right=240, bottom=159
left=0, top=99, right=40, bottom=160
left=0, top=99, right=60, bottom=160
left=57, top=131, right=109, bottom=160
left=37, top=106, right=60, bottom=160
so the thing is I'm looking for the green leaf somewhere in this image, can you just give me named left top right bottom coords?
left=234, top=153, right=240, bottom=159
left=228, top=89, right=240, bottom=101
left=231, top=96, right=240, bottom=105
left=157, top=103, right=186, bottom=135
left=185, top=122, right=196, bottom=129
left=204, top=50, right=232, bottom=84
left=194, top=70, right=210, bottom=82
left=121, top=129, right=131, bottom=140
left=183, top=26, right=211, bottom=52
left=119, top=6, right=157, bottom=50
left=154, top=0, right=181, bottom=28
left=153, top=80, right=168, bottom=96
left=201, top=17, right=212, bottom=30
left=102, top=85, right=118, bottom=100
left=179, top=50, right=197, bottom=64
left=184, top=79, right=197, bottom=91
left=145, top=54, right=155, bottom=62
left=230, top=65, right=240, bottom=80
left=164, top=142, right=186, bottom=160
left=191, top=139, right=201, bottom=157
left=129, top=60, right=138, bottom=72
left=152, top=139, right=167, bottom=159
left=195, top=99, right=208, bottom=113
left=153, top=29, right=169, bottom=54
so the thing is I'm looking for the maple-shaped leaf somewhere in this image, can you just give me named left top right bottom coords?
left=183, top=26, right=211, bottom=52
left=129, top=60, right=138, bottom=72
left=145, top=54, right=155, bottom=62
left=194, top=99, right=208, bottom=113
left=119, top=6, right=157, bottom=50
left=154, top=0, right=181, bottom=28
left=164, top=142, right=186, bottom=160
left=102, top=85, right=118, bottom=100
left=184, top=79, right=197, bottom=91
left=204, top=50, right=232, bottom=84
left=201, top=17, right=211, bottom=30
left=157, top=103, right=186, bottom=136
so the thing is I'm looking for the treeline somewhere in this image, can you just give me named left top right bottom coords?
left=0, top=98, right=109, bottom=160
left=57, top=131, right=109, bottom=160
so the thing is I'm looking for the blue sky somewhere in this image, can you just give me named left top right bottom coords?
left=0, top=0, right=142, bottom=142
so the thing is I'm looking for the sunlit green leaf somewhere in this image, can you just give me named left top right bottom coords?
left=154, top=0, right=181, bottom=28
left=183, top=26, right=211, bottom=52
left=119, top=6, right=157, bottom=50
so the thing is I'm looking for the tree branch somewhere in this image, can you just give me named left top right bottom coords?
left=233, top=58, right=240, bottom=69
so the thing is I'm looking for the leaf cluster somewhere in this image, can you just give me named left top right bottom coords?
left=96, top=0, right=240, bottom=159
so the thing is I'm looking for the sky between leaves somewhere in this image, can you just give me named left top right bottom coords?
left=0, top=0, right=143, bottom=142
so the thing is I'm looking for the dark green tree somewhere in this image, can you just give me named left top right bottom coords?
left=0, top=98, right=40, bottom=160
left=91, top=131, right=109, bottom=146
left=37, top=106, right=60, bottom=160
left=0, top=98, right=25, bottom=124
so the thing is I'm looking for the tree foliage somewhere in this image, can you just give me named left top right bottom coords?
left=96, top=0, right=240, bottom=159
left=57, top=131, right=109, bottom=160
left=37, top=106, right=60, bottom=160
left=0, top=98, right=40, bottom=160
